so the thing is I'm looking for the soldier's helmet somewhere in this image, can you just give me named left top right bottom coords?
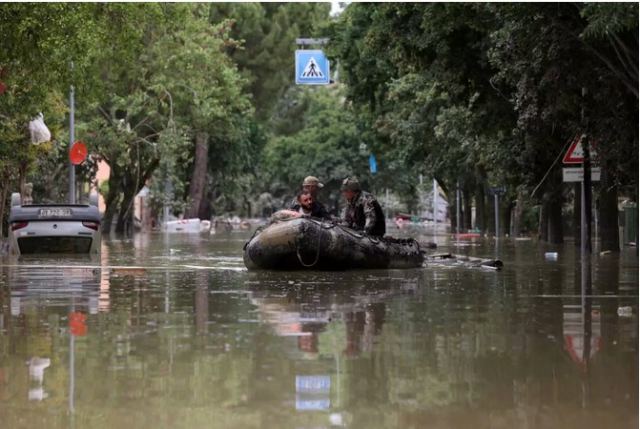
left=341, top=177, right=361, bottom=191
left=302, top=176, right=324, bottom=188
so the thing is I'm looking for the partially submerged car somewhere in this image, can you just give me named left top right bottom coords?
left=8, top=192, right=101, bottom=256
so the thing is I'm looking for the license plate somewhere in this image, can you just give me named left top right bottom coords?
left=39, top=208, right=72, bottom=218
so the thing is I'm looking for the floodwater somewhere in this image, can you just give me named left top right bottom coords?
left=0, top=227, right=637, bottom=429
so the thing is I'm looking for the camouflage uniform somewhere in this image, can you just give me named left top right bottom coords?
left=342, top=191, right=386, bottom=237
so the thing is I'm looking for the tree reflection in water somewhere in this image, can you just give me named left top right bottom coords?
left=0, top=238, right=636, bottom=429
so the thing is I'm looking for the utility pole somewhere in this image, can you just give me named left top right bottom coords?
left=68, top=83, right=75, bottom=204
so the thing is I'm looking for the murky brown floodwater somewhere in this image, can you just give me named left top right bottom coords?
left=0, top=227, right=637, bottom=429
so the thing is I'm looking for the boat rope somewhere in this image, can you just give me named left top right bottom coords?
left=245, top=217, right=400, bottom=259
left=295, top=223, right=323, bottom=268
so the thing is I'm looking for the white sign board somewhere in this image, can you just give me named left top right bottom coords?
left=562, top=167, right=601, bottom=182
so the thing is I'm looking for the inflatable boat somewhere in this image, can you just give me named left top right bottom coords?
left=243, top=218, right=424, bottom=270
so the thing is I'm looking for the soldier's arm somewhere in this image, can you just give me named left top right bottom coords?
left=363, top=199, right=379, bottom=234
left=339, top=206, right=350, bottom=226
left=287, top=197, right=299, bottom=210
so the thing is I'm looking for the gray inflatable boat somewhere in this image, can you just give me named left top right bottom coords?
left=243, top=218, right=424, bottom=270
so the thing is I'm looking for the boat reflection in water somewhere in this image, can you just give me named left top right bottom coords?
left=248, top=275, right=410, bottom=428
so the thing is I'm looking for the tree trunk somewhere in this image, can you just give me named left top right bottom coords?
left=547, top=194, right=564, bottom=244
left=512, top=192, right=524, bottom=237
left=115, top=188, right=135, bottom=234
left=101, top=166, right=122, bottom=234
left=448, top=203, right=457, bottom=233
left=474, top=186, right=485, bottom=232
left=185, top=132, right=209, bottom=219
left=198, top=193, right=212, bottom=221
left=598, top=176, right=620, bottom=252
left=463, top=187, right=472, bottom=230
left=540, top=169, right=564, bottom=244
left=101, top=194, right=119, bottom=234
left=503, top=201, right=513, bottom=238
left=0, top=179, right=7, bottom=239
left=245, top=198, right=252, bottom=219
left=539, top=203, right=548, bottom=241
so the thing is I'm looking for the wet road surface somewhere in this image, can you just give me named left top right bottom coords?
left=0, top=229, right=637, bottom=428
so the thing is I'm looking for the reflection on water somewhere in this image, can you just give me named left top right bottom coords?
left=0, top=232, right=637, bottom=429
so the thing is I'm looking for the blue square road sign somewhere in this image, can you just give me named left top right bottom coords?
left=295, top=50, right=330, bottom=85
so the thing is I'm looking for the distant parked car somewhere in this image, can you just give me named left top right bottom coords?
left=8, top=192, right=102, bottom=256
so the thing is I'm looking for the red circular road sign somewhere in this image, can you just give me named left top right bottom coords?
left=69, top=312, right=87, bottom=336
left=69, top=141, right=88, bottom=165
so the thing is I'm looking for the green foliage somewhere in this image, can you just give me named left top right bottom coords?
left=1, top=3, right=636, bottom=237
left=209, top=3, right=331, bottom=122
left=580, top=3, right=638, bottom=38
left=329, top=2, right=638, bottom=220
left=260, top=87, right=369, bottom=209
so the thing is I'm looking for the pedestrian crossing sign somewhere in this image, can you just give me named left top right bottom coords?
left=295, top=50, right=330, bottom=85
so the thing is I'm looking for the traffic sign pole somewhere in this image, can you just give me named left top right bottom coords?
left=582, top=135, right=592, bottom=254
left=580, top=86, right=592, bottom=298
left=68, top=84, right=75, bottom=204
left=489, top=186, right=506, bottom=238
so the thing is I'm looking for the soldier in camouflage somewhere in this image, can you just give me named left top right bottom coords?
left=340, top=177, right=386, bottom=237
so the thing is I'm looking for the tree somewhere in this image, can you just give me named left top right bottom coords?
left=328, top=3, right=638, bottom=244
left=81, top=5, right=255, bottom=231
left=260, top=87, right=370, bottom=213
left=328, top=3, right=517, bottom=232
left=148, top=7, right=254, bottom=220
left=209, top=3, right=331, bottom=122
left=488, top=3, right=638, bottom=246
left=0, top=3, right=102, bottom=236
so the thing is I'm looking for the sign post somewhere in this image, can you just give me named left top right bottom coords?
left=563, top=135, right=599, bottom=253
left=489, top=186, right=506, bottom=237
left=68, top=84, right=75, bottom=204
left=582, top=136, right=592, bottom=254
left=563, top=132, right=598, bottom=297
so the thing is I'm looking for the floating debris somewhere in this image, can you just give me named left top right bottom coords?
left=617, top=306, right=634, bottom=317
